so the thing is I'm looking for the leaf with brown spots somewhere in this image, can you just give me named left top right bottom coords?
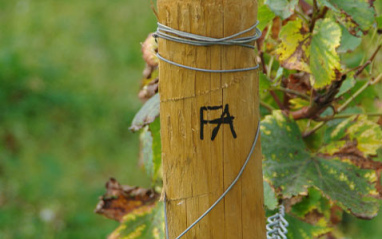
left=95, top=178, right=159, bottom=222
left=261, top=111, right=380, bottom=219
left=275, top=18, right=311, bottom=73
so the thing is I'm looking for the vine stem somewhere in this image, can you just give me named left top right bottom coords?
left=303, top=72, right=382, bottom=137
left=332, top=112, right=382, bottom=119
left=261, top=101, right=275, bottom=112
left=271, top=87, right=310, bottom=100
left=337, top=72, right=382, bottom=112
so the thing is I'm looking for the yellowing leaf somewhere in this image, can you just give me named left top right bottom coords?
left=108, top=202, right=164, bottom=239
left=290, top=98, right=310, bottom=110
left=275, top=19, right=311, bottom=73
left=323, top=115, right=382, bottom=156
left=310, top=19, right=341, bottom=89
left=261, top=111, right=379, bottom=218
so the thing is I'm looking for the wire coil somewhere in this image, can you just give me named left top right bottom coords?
left=154, top=21, right=262, bottom=73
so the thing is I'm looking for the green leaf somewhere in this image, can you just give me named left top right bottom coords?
left=130, top=93, right=160, bottom=132
left=286, top=214, right=331, bottom=239
left=310, top=19, right=341, bottom=89
left=265, top=0, right=298, bottom=19
left=336, top=73, right=356, bottom=97
left=140, top=118, right=162, bottom=184
left=260, top=73, right=272, bottom=93
left=377, top=16, right=382, bottom=29
left=264, top=181, right=278, bottom=210
left=258, top=4, right=276, bottom=31
left=140, top=126, right=154, bottom=180
left=261, top=111, right=379, bottom=218
left=275, top=19, right=311, bottom=72
left=149, top=118, right=162, bottom=183
left=109, top=202, right=164, bottom=239
left=338, top=25, right=362, bottom=53
left=318, top=0, right=375, bottom=33
left=291, top=187, right=331, bottom=219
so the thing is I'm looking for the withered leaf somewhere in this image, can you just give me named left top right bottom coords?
left=95, top=178, right=159, bottom=222
left=130, top=93, right=160, bottom=132
left=141, top=34, right=158, bottom=68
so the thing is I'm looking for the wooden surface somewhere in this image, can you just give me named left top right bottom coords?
left=158, top=0, right=265, bottom=238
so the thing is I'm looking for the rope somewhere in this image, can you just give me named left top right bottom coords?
left=154, top=21, right=261, bottom=73
left=164, top=121, right=261, bottom=239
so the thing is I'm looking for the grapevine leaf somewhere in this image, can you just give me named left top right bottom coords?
left=265, top=0, right=298, bottom=19
left=321, top=115, right=382, bottom=156
left=338, top=25, right=362, bottom=54
left=149, top=118, right=162, bottom=183
left=259, top=73, right=272, bottom=93
left=130, top=93, right=160, bottom=132
left=377, top=16, right=382, bottom=29
left=286, top=214, right=331, bottom=239
left=291, top=187, right=331, bottom=220
left=275, top=19, right=311, bottom=72
left=261, top=111, right=380, bottom=218
left=258, top=4, right=276, bottom=31
left=318, top=0, right=375, bottom=33
left=264, top=181, right=278, bottom=210
left=95, top=178, right=159, bottom=222
left=310, top=19, right=341, bottom=89
left=140, top=126, right=154, bottom=180
left=108, top=202, right=164, bottom=239
left=336, top=73, right=356, bottom=97
left=139, top=119, right=162, bottom=184
left=290, top=98, right=310, bottom=110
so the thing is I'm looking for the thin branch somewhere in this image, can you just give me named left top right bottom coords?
left=354, top=44, right=382, bottom=78
left=303, top=73, right=382, bottom=137
left=338, top=72, right=382, bottom=112
left=271, top=87, right=310, bottom=100
left=333, top=112, right=382, bottom=119
left=295, top=9, right=310, bottom=24
left=260, top=101, right=275, bottom=113
left=310, top=2, right=328, bottom=32
left=267, top=56, right=274, bottom=78
left=270, top=90, right=286, bottom=110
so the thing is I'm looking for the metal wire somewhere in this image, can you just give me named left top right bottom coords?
left=154, top=21, right=261, bottom=73
left=164, top=121, right=261, bottom=239
left=266, top=205, right=289, bottom=239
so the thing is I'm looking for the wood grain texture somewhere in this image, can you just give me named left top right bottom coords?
left=158, top=0, right=265, bottom=238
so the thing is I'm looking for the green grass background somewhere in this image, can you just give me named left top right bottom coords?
left=0, top=0, right=381, bottom=238
left=0, top=1, right=156, bottom=238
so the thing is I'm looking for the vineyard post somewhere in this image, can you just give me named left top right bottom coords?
left=157, top=0, right=266, bottom=238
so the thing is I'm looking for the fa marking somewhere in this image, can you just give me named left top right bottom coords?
left=200, top=104, right=237, bottom=141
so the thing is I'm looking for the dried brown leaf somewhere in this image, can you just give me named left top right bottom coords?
left=95, top=178, right=159, bottom=222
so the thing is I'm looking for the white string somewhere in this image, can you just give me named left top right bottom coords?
left=154, top=21, right=262, bottom=73
left=164, top=121, right=261, bottom=239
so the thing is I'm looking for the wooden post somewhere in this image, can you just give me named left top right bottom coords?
left=158, top=0, right=266, bottom=238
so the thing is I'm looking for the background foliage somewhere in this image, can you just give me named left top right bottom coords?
left=0, top=0, right=156, bottom=238
left=1, top=0, right=382, bottom=239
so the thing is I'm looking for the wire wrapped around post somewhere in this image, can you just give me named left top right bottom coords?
left=157, top=0, right=266, bottom=238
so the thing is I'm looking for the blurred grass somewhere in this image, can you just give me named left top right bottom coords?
left=0, top=0, right=156, bottom=238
